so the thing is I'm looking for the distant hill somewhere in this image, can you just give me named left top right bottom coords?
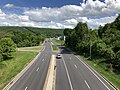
left=0, top=26, right=64, bottom=37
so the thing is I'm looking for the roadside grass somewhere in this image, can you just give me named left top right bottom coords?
left=52, top=45, right=58, bottom=51
left=54, top=40, right=64, bottom=45
left=18, top=46, right=43, bottom=51
left=80, top=56, right=120, bottom=90
left=0, top=51, right=38, bottom=90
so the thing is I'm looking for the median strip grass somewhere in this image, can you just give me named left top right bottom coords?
left=53, top=40, right=64, bottom=45
left=0, top=51, right=38, bottom=90
left=80, top=56, right=120, bottom=90
left=52, top=45, right=58, bottom=51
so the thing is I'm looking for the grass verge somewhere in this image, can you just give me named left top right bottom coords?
left=52, top=45, right=58, bottom=51
left=80, top=56, right=120, bottom=90
left=54, top=40, right=64, bottom=45
left=0, top=51, right=38, bottom=90
left=18, top=46, right=43, bottom=51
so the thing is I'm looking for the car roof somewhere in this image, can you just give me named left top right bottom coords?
left=57, top=54, right=61, bottom=55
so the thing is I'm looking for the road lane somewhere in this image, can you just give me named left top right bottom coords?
left=53, top=40, right=116, bottom=90
left=9, top=42, right=52, bottom=90
left=56, top=58, right=71, bottom=90
left=62, top=49, right=115, bottom=90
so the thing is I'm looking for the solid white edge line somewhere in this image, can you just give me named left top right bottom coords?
left=62, top=55, right=74, bottom=90
left=3, top=52, right=41, bottom=90
left=84, top=80, right=91, bottom=89
left=75, top=56, right=110, bottom=90
left=25, top=87, right=28, bottom=90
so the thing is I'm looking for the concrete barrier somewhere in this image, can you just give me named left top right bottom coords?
left=43, top=55, right=56, bottom=90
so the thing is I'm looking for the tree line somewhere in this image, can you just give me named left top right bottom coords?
left=64, top=14, right=120, bottom=72
left=0, top=26, right=60, bottom=62
left=0, top=30, right=45, bottom=62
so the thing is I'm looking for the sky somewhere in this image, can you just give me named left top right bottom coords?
left=0, top=0, right=120, bottom=29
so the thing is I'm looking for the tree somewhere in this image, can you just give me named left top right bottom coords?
left=75, top=22, right=88, bottom=41
left=0, top=38, right=16, bottom=60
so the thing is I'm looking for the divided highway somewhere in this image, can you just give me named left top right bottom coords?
left=6, top=40, right=116, bottom=90
left=9, top=42, right=52, bottom=90
left=54, top=41, right=116, bottom=90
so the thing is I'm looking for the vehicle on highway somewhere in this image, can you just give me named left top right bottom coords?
left=56, top=54, right=62, bottom=59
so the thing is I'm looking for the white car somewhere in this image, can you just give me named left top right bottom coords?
left=56, top=54, right=62, bottom=59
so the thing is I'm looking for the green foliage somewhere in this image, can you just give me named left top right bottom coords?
left=24, top=27, right=63, bottom=37
left=54, top=40, right=64, bottom=45
left=111, top=14, right=120, bottom=30
left=0, top=51, right=38, bottom=89
left=92, top=39, right=106, bottom=57
left=0, top=26, right=63, bottom=47
left=52, top=45, right=58, bottom=51
left=9, top=30, right=43, bottom=47
left=64, top=22, right=89, bottom=52
left=64, top=14, right=120, bottom=71
left=0, top=53, right=3, bottom=62
left=64, top=15, right=120, bottom=89
left=0, top=38, right=16, bottom=60
left=75, top=22, right=88, bottom=41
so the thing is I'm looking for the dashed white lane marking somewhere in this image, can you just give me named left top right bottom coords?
left=62, top=55, right=74, bottom=90
left=25, top=87, right=28, bottom=90
left=84, top=80, right=91, bottom=89
left=76, top=56, right=110, bottom=90
left=74, top=64, right=77, bottom=68
left=70, top=57, right=71, bottom=60
left=36, top=67, right=39, bottom=71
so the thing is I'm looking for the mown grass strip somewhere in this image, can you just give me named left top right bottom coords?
left=52, top=45, right=58, bottom=51
left=0, top=51, right=38, bottom=90
left=18, top=46, right=43, bottom=51
left=54, top=40, right=64, bottom=45
left=80, top=56, right=120, bottom=90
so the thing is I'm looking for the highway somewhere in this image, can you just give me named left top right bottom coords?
left=9, top=42, right=52, bottom=90
left=55, top=42, right=116, bottom=90
left=7, top=40, right=116, bottom=90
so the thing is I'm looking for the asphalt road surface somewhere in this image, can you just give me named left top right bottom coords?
left=9, top=42, right=52, bottom=90
left=54, top=41, right=116, bottom=90
left=8, top=40, right=116, bottom=90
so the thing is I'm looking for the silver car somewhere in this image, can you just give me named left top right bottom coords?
left=56, top=54, right=62, bottom=59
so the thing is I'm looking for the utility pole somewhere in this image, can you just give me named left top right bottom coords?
left=90, top=39, right=92, bottom=60
left=89, top=29, right=92, bottom=60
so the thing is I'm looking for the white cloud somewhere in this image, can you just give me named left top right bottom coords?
left=4, top=4, right=14, bottom=8
left=0, top=0, right=120, bottom=29
left=87, top=14, right=118, bottom=28
left=0, top=9, right=5, bottom=16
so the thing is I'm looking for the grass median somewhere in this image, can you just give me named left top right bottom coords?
left=0, top=51, right=38, bottom=90
left=53, top=40, right=64, bottom=45
left=52, top=45, right=58, bottom=51
left=80, top=56, right=120, bottom=90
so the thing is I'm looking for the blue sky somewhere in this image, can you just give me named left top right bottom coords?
left=0, top=0, right=83, bottom=14
left=0, top=0, right=102, bottom=8
left=0, top=0, right=82, bottom=8
left=0, top=0, right=119, bottom=29
left=0, top=0, right=105, bottom=8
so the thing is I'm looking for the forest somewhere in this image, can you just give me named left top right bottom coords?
left=64, top=14, right=120, bottom=72
left=0, top=26, right=63, bottom=61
